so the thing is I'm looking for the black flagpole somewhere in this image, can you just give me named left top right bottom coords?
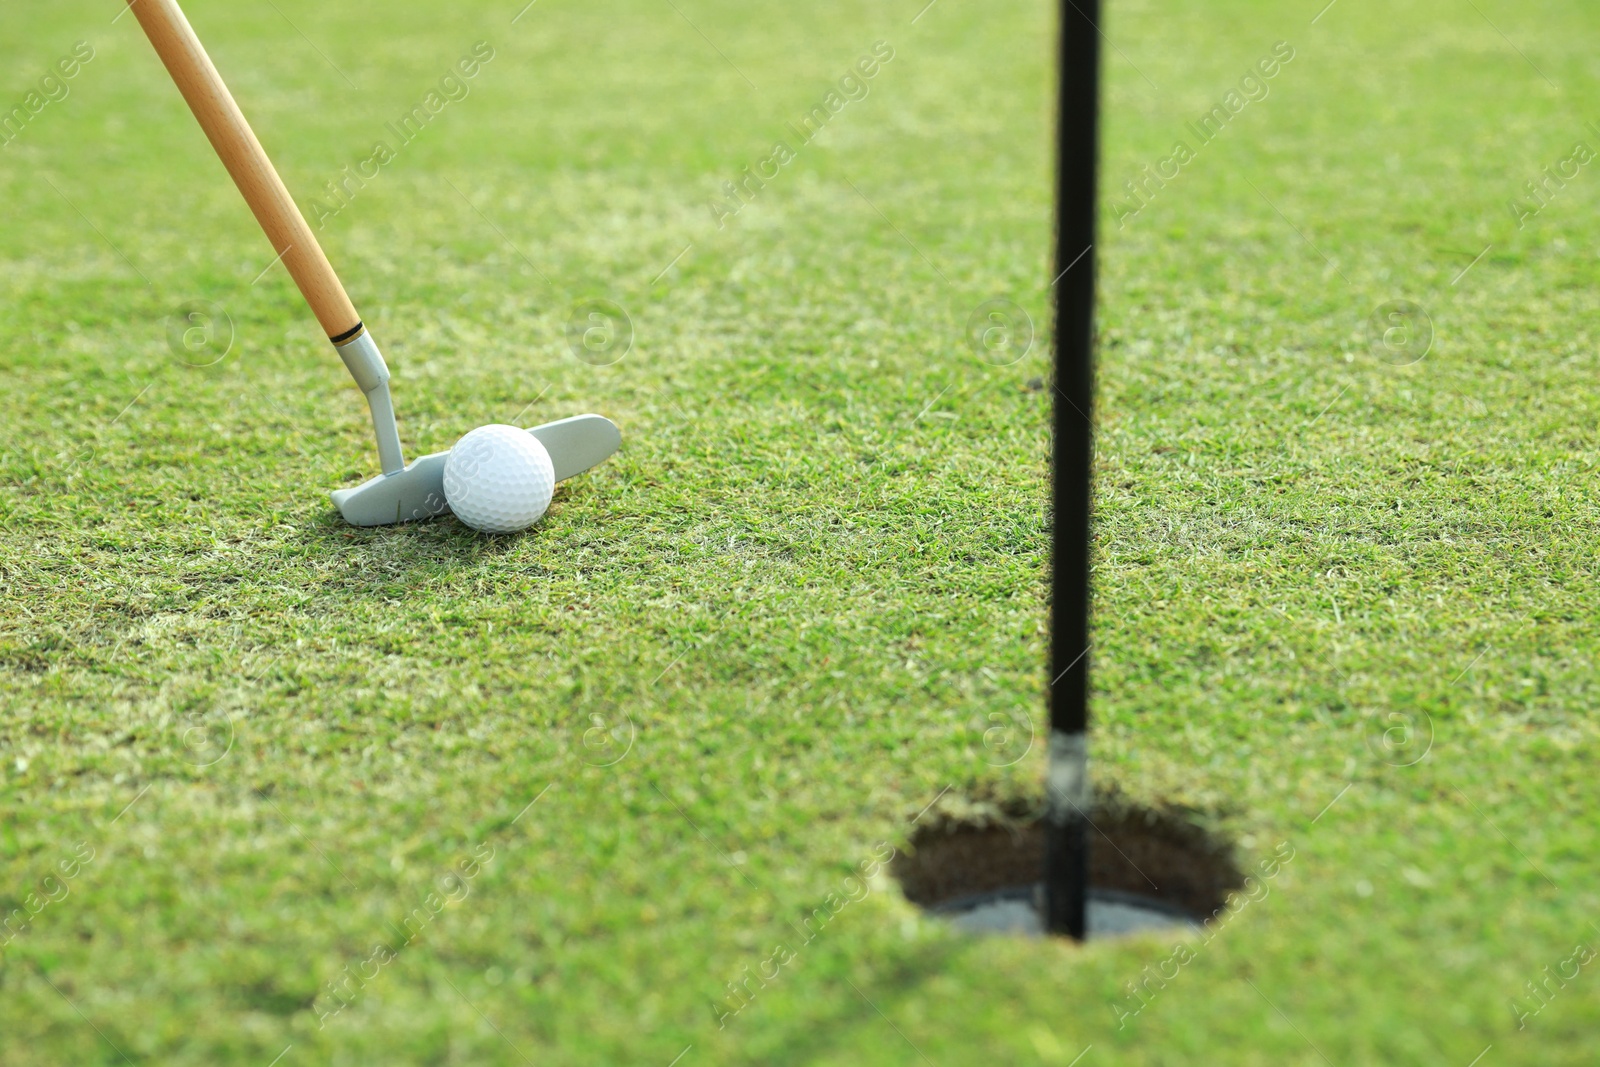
left=1043, top=0, right=1101, bottom=940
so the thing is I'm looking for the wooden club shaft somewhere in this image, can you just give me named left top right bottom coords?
left=127, top=0, right=363, bottom=343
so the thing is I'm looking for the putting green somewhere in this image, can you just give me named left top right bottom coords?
left=2, top=0, right=1597, bottom=1063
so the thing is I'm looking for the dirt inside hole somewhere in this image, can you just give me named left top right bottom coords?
left=893, top=794, right=1244, bottom=921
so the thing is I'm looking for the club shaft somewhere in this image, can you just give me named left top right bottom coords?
left=1043, top=0, right=1102, bottom=940
left=127, top=0, right=363, bottom=343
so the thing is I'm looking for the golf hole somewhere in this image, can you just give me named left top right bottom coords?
left=893, top=796, right=1243, bottom=940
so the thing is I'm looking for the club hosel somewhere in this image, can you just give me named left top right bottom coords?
left=333, top=328, right=407, bottom=476
left=333, top=326, right=389, bottom=393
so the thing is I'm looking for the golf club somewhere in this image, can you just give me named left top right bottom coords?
left=1043, top=0, right=1101, bottom=940
left=127, top=0, right=619, bottom=527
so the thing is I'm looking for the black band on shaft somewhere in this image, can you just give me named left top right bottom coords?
left=329, top=321, right=365, bottom=345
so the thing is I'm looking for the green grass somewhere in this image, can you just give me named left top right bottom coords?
left=3, top=0, right=1599, bottom=1062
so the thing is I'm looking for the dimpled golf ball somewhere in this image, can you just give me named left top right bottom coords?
left=442, top=424, right=555, bottom=533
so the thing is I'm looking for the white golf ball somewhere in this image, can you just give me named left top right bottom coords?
left=443, top=424, right=555, bottom=534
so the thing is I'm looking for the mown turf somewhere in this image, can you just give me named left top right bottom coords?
left=2, top=0, right=1598, bottom=1063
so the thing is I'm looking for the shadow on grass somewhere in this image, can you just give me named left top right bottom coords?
left=719, top=937, right=967, bottom=1067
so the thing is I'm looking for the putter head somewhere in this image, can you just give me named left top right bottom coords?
left=331, top=413, right=621, bottom=527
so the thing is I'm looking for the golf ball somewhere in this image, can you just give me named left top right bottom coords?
left=442, top=424, right=555, bottom=534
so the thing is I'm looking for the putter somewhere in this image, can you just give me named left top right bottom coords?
left=128, top=0, right=619, bottom=526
